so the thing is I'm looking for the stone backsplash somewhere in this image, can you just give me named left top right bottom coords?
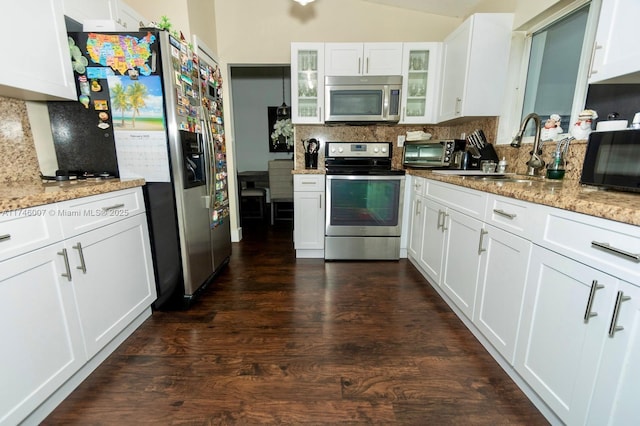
left=295, top=117, right=588, bottom=180
left=294, top=117, right=500, bottom=171
left=494, top=139, right=587, bottom=180
left=0, top=96, right=40, bottom=183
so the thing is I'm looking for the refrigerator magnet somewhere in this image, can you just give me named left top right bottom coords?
left=94, top=100, right=108, bottom=111
left=78, top=76, right=91, bottom=96
left=97, top=112, right=110, bottom=129
left=91, top=80, right=102, bottom=92
left=79, top=95, right=90, bottom=109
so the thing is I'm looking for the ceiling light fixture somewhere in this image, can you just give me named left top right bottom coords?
left=293, top=0, right=315, bottom=5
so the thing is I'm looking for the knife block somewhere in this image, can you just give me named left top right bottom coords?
left=466, top=144, right=499, bottom=169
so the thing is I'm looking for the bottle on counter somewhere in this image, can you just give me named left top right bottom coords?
left=546, top=151, right=566, bottom=180
left=497, top=157, right=508, bottom=173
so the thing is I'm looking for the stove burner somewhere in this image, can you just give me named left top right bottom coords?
left=41, top=170, right=116, bottom=182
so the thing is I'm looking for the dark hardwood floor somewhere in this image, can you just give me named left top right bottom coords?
left=43, top=218, right=548, bottom=425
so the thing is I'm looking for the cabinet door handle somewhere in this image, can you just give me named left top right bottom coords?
left=0, top=234, right=11, bottom=243
left=319, top=193, right=322, bottom=209
left=583, top=280, right=604, bottom=322
left=455, top=97, right=462, bottom=115
left=478, top=229, right=488, bottom=255
left=366, top=57, right=369, bottom=74
left=608, top=291, right=631, bottom=337
left=441, top=212, right=449, bottom=231
left=591, top=241, right=640, bottom=263
left=318, top=106, right=322, bottom=121
left=415, top=199, right=422, bottom=216
left=588, top=42, right=602, bottom=78
left=493, top=209, right=517, bottom=219
left=58, top=248, right=72, bottom=281
left=73, top=242, right=87, bottom=273
left=436, top=209, right=443, bottom=229
left=358, top=58, right=362, bottom=74
left=102, top=203, right=125, bottom=212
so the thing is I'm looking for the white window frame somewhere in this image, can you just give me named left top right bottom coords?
left=497, top=0, right=602, bottom=144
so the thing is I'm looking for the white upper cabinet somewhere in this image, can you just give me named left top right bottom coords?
left=325, top=42, right=403, bottom=76
left=109, top=0, right=147, bottom=31
left=75, top=0, right=147, bottom=31
left=400, top=42, right=442, bottom=124
left=0, top=0, right=77, bottom=100
left=437, top=13, right=513, bottom=123
left=291, top=43, right=325, bottom=124
left=62, top=0, right=111, bottom=24
left=589, top=0, right=640, bottom=84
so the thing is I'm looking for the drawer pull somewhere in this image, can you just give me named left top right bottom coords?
left=58, top=248, right=72, bottom=281
left=493, top=209, right=517, bottom=219
left=478, top=229, right=488, bottom=255
left=0, top=234, right=11, bottom=242
left=591, top=241, right=640, bottom=263
left=583, top=280, right=604, bottom=322
left=73, top=242, right=87, bottom=273
left=608, top=291, right=631, bottom=337
left=102, top=203, right=125, bottom=212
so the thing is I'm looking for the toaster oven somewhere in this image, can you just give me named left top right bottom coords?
left=402, top=139, right=464, bottom=168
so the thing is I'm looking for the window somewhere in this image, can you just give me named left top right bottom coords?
left=522, top=4, right=590, bottom=130
left=511, top=0, right=602, bottom=139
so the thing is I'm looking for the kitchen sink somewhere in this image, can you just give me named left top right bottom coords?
left=469, top=174, right=547, bottom=184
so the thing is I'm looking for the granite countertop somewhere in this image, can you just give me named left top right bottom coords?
left=411, top=170, right=640, bottom=227
left=0, top=178, right=146, bottom=213
left=292, top=168, right=326, bottom=175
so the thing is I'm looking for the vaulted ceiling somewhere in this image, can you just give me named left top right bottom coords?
left=361, top=0, right=483, bottom=18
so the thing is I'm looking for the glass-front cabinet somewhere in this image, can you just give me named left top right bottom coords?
left=291, top=43, right=325, bottom=124
left=400, top=42, right=442, bottom=124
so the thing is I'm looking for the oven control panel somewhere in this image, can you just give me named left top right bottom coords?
left=325, top=142, right=391, bottom=158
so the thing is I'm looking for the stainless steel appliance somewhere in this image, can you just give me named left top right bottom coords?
left=324, top=142, right=405, bottom=260
left=324, top=75, right=402, bottom=123
left=48, top=31, right=231, bottom=308
left=402, top=139, right=465, bottom=168
left=580, top=128, right=640, bottom=193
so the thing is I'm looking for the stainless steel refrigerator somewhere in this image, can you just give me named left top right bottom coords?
left=48, top=30, right=231, bottom=308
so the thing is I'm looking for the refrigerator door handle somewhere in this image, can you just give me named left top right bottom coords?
left=201, top=109, right=214, bottom=209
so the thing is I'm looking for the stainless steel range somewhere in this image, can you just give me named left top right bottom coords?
left=324, top=142, right=405, bottom=260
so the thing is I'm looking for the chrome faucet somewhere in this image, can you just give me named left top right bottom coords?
left=511, top=112, right=545, bottom=176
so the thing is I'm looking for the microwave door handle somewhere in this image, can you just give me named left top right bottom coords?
left=382, top=87, right=389, bottom=119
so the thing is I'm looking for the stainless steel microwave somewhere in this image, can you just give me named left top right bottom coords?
left=581, top=129, right=640, bottom=193
left=324, top=75, right=401, bottom=123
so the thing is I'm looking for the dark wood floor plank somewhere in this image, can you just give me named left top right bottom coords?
left=42, top=222, right=548, bottom=425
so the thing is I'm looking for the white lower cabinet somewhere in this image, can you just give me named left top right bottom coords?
left=408, top=177, right=640, bottom=425
left=0, top=187, right=156, bottom=425
left=586, top=280, right=640, bottom=425
left=0, top=244, right=86, bottom=426
left=441, top=209, right=483, bottom=320
left=474, top=224, right=531, bottom=364
left=407, top=177, right=426, bottom=261
left=68, top=213, right=155, bottom=358
left=515, top=246, right=616, bottom=425
left=418, top=198, right=446, bottom=285
left=293, top=175, right=325, bottom=257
